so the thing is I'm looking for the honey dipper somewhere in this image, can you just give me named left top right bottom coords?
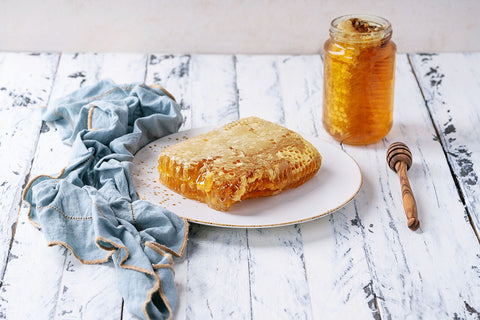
left=386, top=142, right=420, bottom=230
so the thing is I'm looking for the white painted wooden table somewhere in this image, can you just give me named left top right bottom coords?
left=1, top=52, right=480, bottom=319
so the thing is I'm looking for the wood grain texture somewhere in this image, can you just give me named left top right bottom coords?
left=409, top=52, right=480, bottom=238
left=0, top=52, right=60, bottom=319
left=49, top=53, right=143, bottom=320
left=189, top=55, right=239, bottom=128
left=0, top=52, right=59, bottom=279
left=57, top=53, right=147, bottom=320
left=247, top=226, right=312, bottom=319
left=341, top=54, right=480, bottom=318
left=387, top=142, right=420, bottom=230
left=2, top=51, right=480, bottom=320
left=186, top=226, right=250, bottom=319
left=178, top=55, right=250, bottom=319
left=236, top=55, right=284, bottom=123
left=276, top=55, right=324, bottom=138
left=396, top=161, right=420, bottom=230
left=143, top=53, right=194, bottom=320
left=148, top=54, right=251, bottom=319
left=236, top=55, right=312, bottom=319
left=0, top=53, right=148, bottom=320
left=1, top=121, right=75, bottom=320
left=146, top=54, right=192, bottom=131
left=277, top=54, right=378, bottom=319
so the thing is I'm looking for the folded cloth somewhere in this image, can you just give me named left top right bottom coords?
left=23, top=79, right=189, bottom=320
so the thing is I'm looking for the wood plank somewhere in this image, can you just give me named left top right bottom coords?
left=246, top=226, right=312, bottom=319
left=101, top=53, right=148, bottom=84
left=236, top=55, right=312, bottom=319
left=340, top=54, right=480, bottom=318
left=189, top=55, right=238, bottom=128
left=180, top=54, right=251, bottom=319
left=0, top=53, right=147, bottom=320
left=276, top=55, right=324, bottom=138
left=186, top=225, right=250, bottom=319
left=52, top=53, right=148, bottom=320
left=277, top=54, right=378, bottom=319
left=409, top=52, right=480, bottom=237
left=143, top=53, right=195, bottom=320
left=49, top=53, right=124, bottom=320
left=236, top=55, right=284, bottom=122
left=0, top=52, right=59, bottom=289
left=146, top=54, right=247, bottom=319
left=146, top=54, right=192, bottom=130
left=0, top=53, right=106, bottom=320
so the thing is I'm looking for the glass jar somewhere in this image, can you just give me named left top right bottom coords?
left=322, top=14, right=396, bottom=145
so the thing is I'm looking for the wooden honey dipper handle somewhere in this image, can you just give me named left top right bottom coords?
left=387, top=142, right=420, bottom=230
left=395, top=161, right=419, bottom=230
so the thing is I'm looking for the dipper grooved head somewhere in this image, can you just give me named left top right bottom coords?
left=387, top=142, right=412, bottom=172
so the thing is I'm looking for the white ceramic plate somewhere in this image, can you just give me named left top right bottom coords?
left=132, top=127, right=362, bottom=228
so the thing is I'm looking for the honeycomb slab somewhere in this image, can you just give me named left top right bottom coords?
left=157, top=117, right=322, bottom=211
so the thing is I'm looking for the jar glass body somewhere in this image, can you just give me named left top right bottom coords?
left=322, top=15, right=396, bottom=145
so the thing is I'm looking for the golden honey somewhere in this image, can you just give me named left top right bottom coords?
left=157, top=117, right=322, bottom=211
left=322, top=15, right=396, bottom=145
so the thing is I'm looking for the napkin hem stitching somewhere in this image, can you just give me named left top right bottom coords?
left=50, top=86, right=133, bottom=130
left=87, top=104, right=96, bottom=130
left=53, top=107, right=74, bottom=129
left=37, top=205, right=93, bottom=220
left=95, top=236, right=174, bottom=320
left=130, top=203, right=144, bottom=231
left=23, top=168, right=67, bottom=229
left=47, top=240, right=114, bottom=264
left=93, top=202, right=108, bottom=219
left=46, top=236, right=176, bottom=320
left=149, top=219, right=189, bottom=258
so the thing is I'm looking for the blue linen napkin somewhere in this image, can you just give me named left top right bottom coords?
left=23, top=79, right=189, bottom=320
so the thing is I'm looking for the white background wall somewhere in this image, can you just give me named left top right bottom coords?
left=1, top=0, right=479, bottom=54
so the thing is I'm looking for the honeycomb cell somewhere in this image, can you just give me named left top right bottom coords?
left=157, top=117, right=322, bottom=211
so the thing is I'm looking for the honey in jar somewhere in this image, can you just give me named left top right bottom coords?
left=322, top=14, right=396, bottom=145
